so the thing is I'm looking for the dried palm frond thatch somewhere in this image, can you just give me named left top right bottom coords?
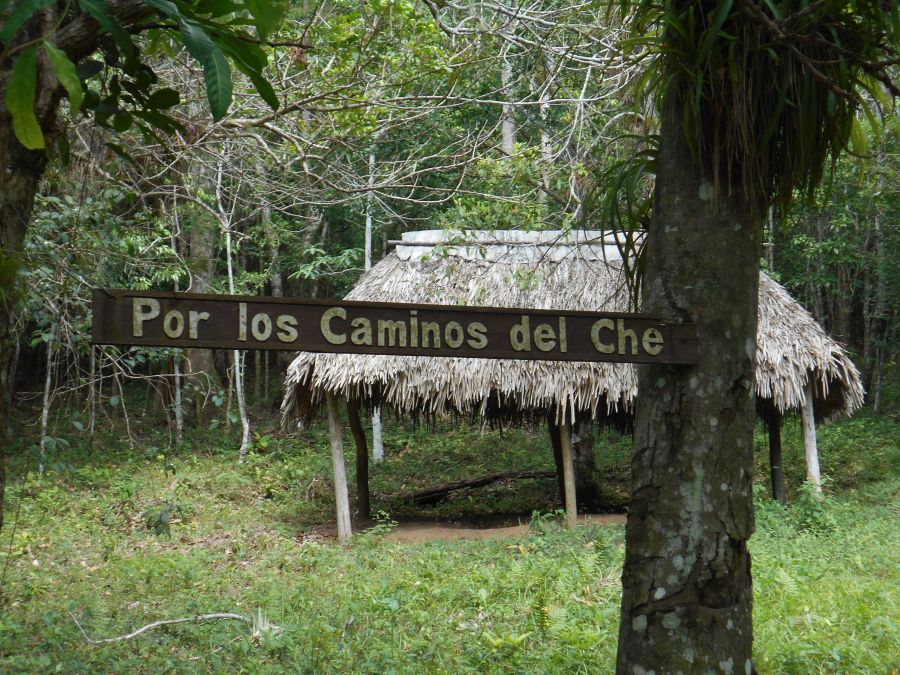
left=282, top=230, right=863, bottom=424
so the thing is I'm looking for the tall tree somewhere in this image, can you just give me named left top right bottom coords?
left=0, top=0, right=288, bottom=528
left=609, top=1, right=897, bottom=671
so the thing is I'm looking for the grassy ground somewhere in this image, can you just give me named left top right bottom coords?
left=0, top=405, right=897, bottom=673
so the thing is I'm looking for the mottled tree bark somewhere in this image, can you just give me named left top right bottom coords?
left=616, top=95, right=762, bottom=673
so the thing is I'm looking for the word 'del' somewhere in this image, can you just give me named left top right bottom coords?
left=93, top=290, right=697, bottom=365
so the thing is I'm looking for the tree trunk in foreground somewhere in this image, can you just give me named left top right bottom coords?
left=0, top=119, right=52, bottom=530
left=616, top=97, right=762, bottom=673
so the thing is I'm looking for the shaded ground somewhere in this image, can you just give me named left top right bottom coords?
left=1, top=408, right=897, bottom=672
left=382, top=513, right=626, bottom=543
left=299, top=512, right=627, bottom=543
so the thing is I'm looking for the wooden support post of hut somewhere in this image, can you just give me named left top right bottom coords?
left=767, top=405, right=786, bottom=504
left=801, top=382, right=822, bottom=492
left=347, top=398, right=371, bottom=520
left=559, top=420, right=578, bottom=530
left=325, top=392, right=352, bottom=543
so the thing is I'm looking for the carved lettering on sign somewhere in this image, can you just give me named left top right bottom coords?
left=95, top=290, right=697, bottom=365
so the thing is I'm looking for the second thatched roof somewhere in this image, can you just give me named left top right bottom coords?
left=283, top=230, right=863, bottom=423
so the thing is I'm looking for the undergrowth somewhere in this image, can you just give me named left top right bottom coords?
left=0, top=404, right=896, bottom=672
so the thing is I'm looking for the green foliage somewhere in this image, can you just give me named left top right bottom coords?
left=0, top=0, right=54, bottom=46
left=0, top=406, right=897, bottom=671
left=143, top=501, right=190, bottom=537
left=754, top=411, right=900, bottom=498
left=528, top=508, right=566, bottom=535
left=792, top=479, right=838, bottom=532
left=20, top=190, right=182, bottom=367
left=611, top=0, right=898, bottom=208
left=1, top=0, right=284, bottom=148
left=774, top=119, right=900, bottom=385
left=4, top=45, right=43, bottom=149
left=357, top=510, right=399, bottom=543
left=751, top=479, right=900, bottom=672
left=0, top=250, right=22, bottom=308
left=435, top=155, right=548, bottom=232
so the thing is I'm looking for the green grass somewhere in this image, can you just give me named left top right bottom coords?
left=0, top=407, right=897, bottom=672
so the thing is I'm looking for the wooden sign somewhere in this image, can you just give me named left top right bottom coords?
left=92, top=289, right=697, bottom=364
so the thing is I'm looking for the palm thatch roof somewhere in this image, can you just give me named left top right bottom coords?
left=282, top=230, right=863, bottom=424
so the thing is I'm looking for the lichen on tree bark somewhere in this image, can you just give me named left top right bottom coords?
left=616, top=94, right=763, bottom=673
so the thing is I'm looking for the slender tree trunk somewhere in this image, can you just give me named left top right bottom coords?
left=112, top=369, right=134, bottom=447
left=364, top=146, right=385, bottom=464
left=225, top=352, right=233, bottom=433
left=254, top=351, right=261, bottom=405
left=535, top=54, right=553, bottom=203
left=861, top=222, right=874, bottom=389
left=216, top=162, right=250, bottom=462
left=263, top=351, right=270, bottom=404
left=500, top=50, right=516, bottom=156
left=173, top=350, right=184, bottom=446
left=39, top=330, right=55, bottom=475
left=365, top=148, right=376, bottom=272
left=871, top=212, right=888, bottom=411
left=371, top=409, right=384, bottom=464
left=325, top=392, right=352, bottom=544
left=872, top=347, right=884, bottom=413
left=801, top=383, right=821, bottom=492
left=616, top=95, right=761, bottom=673
left=233, top=349, right=250, bottom=462
left=185, top=221, right=221, bottom=424
left=88, top=346, right=97, bottom=447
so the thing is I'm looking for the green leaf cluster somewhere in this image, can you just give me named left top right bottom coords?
left=1, top=0, right=285, bottom=148
left=610, top=0, right=898, bottom=209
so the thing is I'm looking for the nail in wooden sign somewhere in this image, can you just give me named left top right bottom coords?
left=92, top=289, right=697, bottom=364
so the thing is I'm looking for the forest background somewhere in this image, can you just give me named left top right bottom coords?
left=0, top=0, right=898, bottom=672
left=7, top=0, right=897, bottom=447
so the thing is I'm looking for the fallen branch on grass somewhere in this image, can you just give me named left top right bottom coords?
left=409, top=470, right=556, bottom=506
left=69, top=609, right=280, bottom=645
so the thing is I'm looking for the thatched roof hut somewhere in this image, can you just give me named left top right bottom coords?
left=282, top=230, right=863, bottom=425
